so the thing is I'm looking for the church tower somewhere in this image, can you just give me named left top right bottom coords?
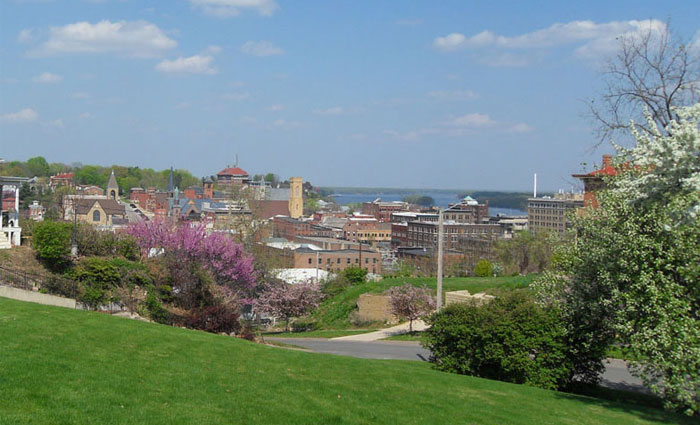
left=288, top=177, right=303, bottom=219
left=106, top=170, right=119, bottom=200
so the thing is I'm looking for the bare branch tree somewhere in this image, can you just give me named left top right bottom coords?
left=588, top=22, right=699, bottom=145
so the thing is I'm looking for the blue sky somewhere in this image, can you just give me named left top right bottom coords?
left=1, top=0, right=698, bottom=191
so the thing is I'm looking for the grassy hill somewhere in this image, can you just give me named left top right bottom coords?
left=312, top=275, right=535, bottom=329
left=0, top=297, right=689, bottom=424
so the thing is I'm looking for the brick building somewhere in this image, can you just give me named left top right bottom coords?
left=443, top=196, right=489, bottom=224
left=217, top=166, right=250, bottom=186
left=527, top=193, right=584, bottom=234
left=571, top=154, right=618, bottom=209
left=294, top=247, right=382, bottom=274
left=362, top=199, right=409, bottom=222
left=405, top=221, right=505, bottom=250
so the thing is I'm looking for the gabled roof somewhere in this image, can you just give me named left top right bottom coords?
left=107, top=170, right=119, bottom=190
left=217, top=167, right=248, bottom=177
left=75, top=199, right=125, bottom=215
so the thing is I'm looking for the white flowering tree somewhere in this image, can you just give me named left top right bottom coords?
left=536, top=103, right=700, bottom=415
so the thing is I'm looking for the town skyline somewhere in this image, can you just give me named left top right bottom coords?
left=1, top=0, right=699, bottom=191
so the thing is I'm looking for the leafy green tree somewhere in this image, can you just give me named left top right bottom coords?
left=26, top=156, right=50, bottom=177
left=536, top=104, right=700, bottom=415
left=494, top=230, right=556, bottom=275
left=473, top=259, right=493, bottom=277
left=343, top=266, right=367, bottom=285
left=32, top=221, right=73, bottom=270
left=402, top=195, right=434, bottom=207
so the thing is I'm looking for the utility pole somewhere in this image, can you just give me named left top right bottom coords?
left=315, top=251, right=320, bottom=282
left=436, top=207, right=444, bottom=310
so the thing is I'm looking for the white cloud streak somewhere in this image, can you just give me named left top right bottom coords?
left=189, top=0, right=278, bottom=18
left=29, top=20, right=176, bottom=58
left=32, top=72, right=63, bottom=83
left=240, top=40, right=282, bottom=57
left=156, top=54, right=217, bottom=74
left=434, top=19, right=667, bottom=60
left=314, top=106, right=343, bottom=116
left=1, top=108, right=38, bottom=123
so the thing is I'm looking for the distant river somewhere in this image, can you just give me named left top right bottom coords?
left=330, top=191, right=526, bottom=216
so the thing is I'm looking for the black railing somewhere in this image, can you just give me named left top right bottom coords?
left=0, top=264, right=80, bottom=299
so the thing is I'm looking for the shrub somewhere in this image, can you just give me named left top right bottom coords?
left=145, top=291, right=170, bottom=324
left=291, top=317, right=317, bottom=332
left=72, top=258, right=122, bottom=309
left=186, top=304, right=241, bottom=334
left=32, top=220, right=73, bottom=271
left=473, top=259, right=493, bottom=277
left=343, top=266, right=367, bottom=285
left=422, top=292, right=572, bottom=391
left=320, top=275, right=352, bottom=297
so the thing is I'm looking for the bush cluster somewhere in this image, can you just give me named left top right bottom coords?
left=422, top=292, right=573, bottom=390
left=186, top=305, right=241, bottom=334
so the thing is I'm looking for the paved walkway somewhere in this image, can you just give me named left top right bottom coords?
left=331, top=320, right=428, bottom=341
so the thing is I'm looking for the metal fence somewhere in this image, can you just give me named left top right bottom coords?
left=0, top=264, right=80, bottom=299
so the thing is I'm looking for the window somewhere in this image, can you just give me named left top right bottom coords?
left=365, top=258, right=368, bottom=264
left=308, top=258, right=312, bottom=265
left=92, top=210, right=101, bottom=222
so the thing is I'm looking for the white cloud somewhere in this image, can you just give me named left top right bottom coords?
left=174, top=102, right=190, bottom=110
left=434, top=19, right=667, bottom=59
left=190, top=0, right=278, bottom=17
left=272, top=119, right=301, bottom=128
left=72, top=92, right=91, bottom=99
left=30, top=20, right=176, bottom=58
left=240, top=40, right=282, bottom=57
left=314, top=106, right=343, bottom=116
left=17, top=29, right=37, bottom=44
left=449, top=113, right=496, bottom=128
left=428, top=90, right=478, bottom=101
left=222, top=92, right=250, bottom=101
left=268, top=104, right=284, bottom=111
left=156, top=54, right=217, bottom=74
left=32, top=72, right=63, bottom=83
left=475, top=52, right=532, bottom=67
left=47, top=119, right=64, bottom=128
left=383, top=129, right=420, bottom=142
left=78, top=112, right=92, bottom=119
left=1, top=108, right=38, bottom=123
left=508, top=122, right=535, bottom=133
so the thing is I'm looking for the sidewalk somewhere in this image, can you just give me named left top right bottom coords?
left=331, top=320, right=428, bottom=341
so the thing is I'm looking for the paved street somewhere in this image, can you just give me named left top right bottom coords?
left=267, top=337, right=647, bottom=392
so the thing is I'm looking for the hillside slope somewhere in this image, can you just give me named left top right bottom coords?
left=0, top=298, right=689, bottom=425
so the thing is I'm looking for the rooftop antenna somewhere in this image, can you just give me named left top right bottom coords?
left=235, top=153, right=238, bottom=168
left=533, top=173, right=537, bottom=198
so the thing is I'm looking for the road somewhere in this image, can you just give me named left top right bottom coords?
left=267, top=337, right=647, bottom=393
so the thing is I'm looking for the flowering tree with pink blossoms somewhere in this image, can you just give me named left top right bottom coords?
left=257, top=282, right=322, bottom=332
left=127, top=220, right=256, bottom=308
left=388, top=284, right=436, bottom=332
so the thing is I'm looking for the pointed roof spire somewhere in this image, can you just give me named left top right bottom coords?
left=168, top=166, right=174, bottom=192
left=107, top=169, right=118, bottom=191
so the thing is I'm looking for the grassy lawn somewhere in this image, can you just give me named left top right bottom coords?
left=0, top=297, right=691, bottom=425
left=262, top=329, right=378, bottom=339
left=382, top=331, right=425, bottom=342
left=312, top=275, right=535, bottom=329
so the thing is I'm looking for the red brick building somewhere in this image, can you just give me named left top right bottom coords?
left=294, top=248, right=382, bottom=274
left=571, top=154, right=617, bottom=209
left=362, top=199, right=409, bottom=222
left=217, top=166, right=249, bottom=186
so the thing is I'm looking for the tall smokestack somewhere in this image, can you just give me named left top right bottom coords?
left=533, top=173, right=537, bottom=198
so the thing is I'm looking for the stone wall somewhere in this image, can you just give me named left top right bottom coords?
left=445, top=290, right=494, bottom=307
left=355, top=293, right=398, bottom=324
left=0, top=285, right=76, bottom=309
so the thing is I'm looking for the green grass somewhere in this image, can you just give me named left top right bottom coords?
left=263, top=329, right=378, bottom=339
left=0, top=297, right=691, bottom=425
left=313, top=275, right=535, bottom=329
left=382, top=331, right=425, bottom=342
left=607, top=346, right=646, bottom=362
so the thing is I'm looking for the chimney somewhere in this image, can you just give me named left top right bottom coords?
left=602, top=154, right=612, bottom=167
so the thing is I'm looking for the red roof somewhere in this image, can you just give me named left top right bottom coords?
left=587, top=165, right=618, bottom=177
left=53, top=172, right=74, bottom=179
left=217, top=167, right=248, bottom=176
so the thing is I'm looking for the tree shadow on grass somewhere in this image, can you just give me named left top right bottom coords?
left=554, top=384, right=695, bottom=424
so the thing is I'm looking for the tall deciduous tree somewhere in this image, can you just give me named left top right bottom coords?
left=537, top=104, right=700, bottom=415
left=589, top=22, right=699, bottom=144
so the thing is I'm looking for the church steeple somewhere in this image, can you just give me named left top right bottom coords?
left=106, top=170, right=119, bottom=200
left=168, top=166, right=174, bottom=192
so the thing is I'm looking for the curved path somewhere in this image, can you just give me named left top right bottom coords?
left=266, top=337, right=648, bottom=393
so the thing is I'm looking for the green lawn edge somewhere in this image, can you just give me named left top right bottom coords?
left=0, top=297, right=691, bottom=425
